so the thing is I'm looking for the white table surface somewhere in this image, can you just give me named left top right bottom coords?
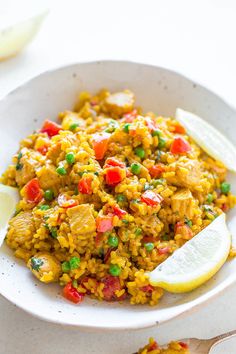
left=1, top=1, right=236, bottom=353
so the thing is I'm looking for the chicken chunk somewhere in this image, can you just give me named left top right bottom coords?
left=104, top=91, right=135, bottom=115
left=15, top=152, right=41, bottom=187
left=6, top=211, right=35, bottom=248
left=28, top=253, right=61, bottom=283
left=176, top=160, right=201, bottom=189
left=36, top=164, right=61, bottom=190
left=66, top=204, right=96, bottom=234
left=171, top=188, right=195, bottom=219
left=166, top=159, right=201, bottom=191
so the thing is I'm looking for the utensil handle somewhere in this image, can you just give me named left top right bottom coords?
left=211, top=329, right=236, bottom=348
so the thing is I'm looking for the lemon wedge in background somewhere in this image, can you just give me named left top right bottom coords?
left=176, top=108, right=236, bottom=173
left=148, top=214, right=231, bottom=293
left=0, top=184, right=19, bottom=247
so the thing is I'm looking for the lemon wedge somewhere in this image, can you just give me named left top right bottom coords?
left=0, top=184, right=19, bottom=247
left=176, top=108, right=236, bottom=173
left=148, top=214, right=231, bottom=293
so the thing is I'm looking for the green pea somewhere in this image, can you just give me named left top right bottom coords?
left=158, top=137, right=166, bottom=149
left=123, top=123, right=131, bottom=133
left=134, top=147, right=145, bottom=159
left=108, top=235, right=119, bottom=247
left=16, top=163, right=23, bottom=170
left=206, top=193, right=214, bottom=203
left=152, top=129, right=162, bottom=137
left=50, top=227, right=58, bottom=239
left=122, top=219, right=129, bottom=225
left=56, top=166, right=67, bottom=175
left=94, top=171, right=99, bottom=176
left=116, top=194, right=126, bottom=203
left=161, top=234, right=170, bottom=241
left=220, top=182, right=231, bottom=194
left=17, top=152, right=23, bottom=160
left=131, top=163, right=141, bottom=175
left=39, top=205, right=50, bottom=211
left=69, top=123, right=79, bottom=131
left=109, top=264, right=121, bottom=276
left=144, top=242, right=154, bottom=252
left=62, top=261, right=70, bottom=272
left=44, top=189, right=54, bottom=201
left=185, top=218, right=192, bottom=227
left=135, top=228, right=142, bottom=236
left=69, top=256, right=81, bottom=270
left=66, top=152, right=75, bottom=165
left=152, top=179, right=165, bottom=186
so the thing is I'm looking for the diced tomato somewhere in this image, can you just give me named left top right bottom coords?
left=148, top=341, right=159, bottom=351
left=158, top=247, right=170, bottom=255
left=96, top=215, right=114, bottom=233
left=63, top=282, right=85, bottom=304
left=105, top=166, right=125, bottom=185
left=112, top=206, right=127, bottom=219
left=221, top=203, right=229, bottom=212
left=104, top=157, right=126, bottom=169
left=92, top=132, right=110, bottom=160
left=122, top=109, right=137, bottom=123
left=171, top=122, right=186, bottom=134
left=145, top=117, right=157, bottom=132
left=140, top=284, right=154, bottom=293
left=58, top=194, right=78, bottom=208
left=40, top=120, right=61, bottom=137
left=170, top=137, right=191, bottom=154
left=101, top=275, right=122, bottom=301
left=37, top=145, right=48, bottom=155
left=149, top=164, right=165, bottom=178
left=25, top=178, right=42, bottom=203
left=78, top=177, right=92, bottom=194
left=175, top=221, right=193, bottom=239
left=141, top=191, right=163, bottom=206
left=179, top=342, right=189, bottom=349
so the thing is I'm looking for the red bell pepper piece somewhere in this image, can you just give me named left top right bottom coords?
left=104, top=157, right=126, bottom=169
left=172, top=122, right=186, bottom=134
left=25, top=178, right=42, bottom=203
left=63, top=282, right=85, bottom=304
left=58, top=194, right=78, bottom=208
left=141, top=190, right=163, bottom=206
left=40, top=120, right=61, bottom=137
left=105, top=167, right=125, bottom=185
left=149, top=164, right=165, bottom=178
left=170, top=137, right=191, bottom=154
left=112, top=206, right=127, bottom=219
left=37, top=145, right=49, bottom=155
left=92, top=132, right=110, bottom=160
left=78, top=177, right=92, bottom=194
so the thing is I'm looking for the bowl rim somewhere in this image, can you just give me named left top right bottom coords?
left=1, top=59, right=236, bottom=331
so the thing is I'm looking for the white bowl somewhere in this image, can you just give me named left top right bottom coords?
left=0, top=60, right=236, bottom=330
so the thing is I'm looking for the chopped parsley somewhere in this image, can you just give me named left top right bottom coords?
left=31, top=257, right=44, bottom=271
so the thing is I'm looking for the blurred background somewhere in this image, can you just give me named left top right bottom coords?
left=1, top=0, right=236, bottom=353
